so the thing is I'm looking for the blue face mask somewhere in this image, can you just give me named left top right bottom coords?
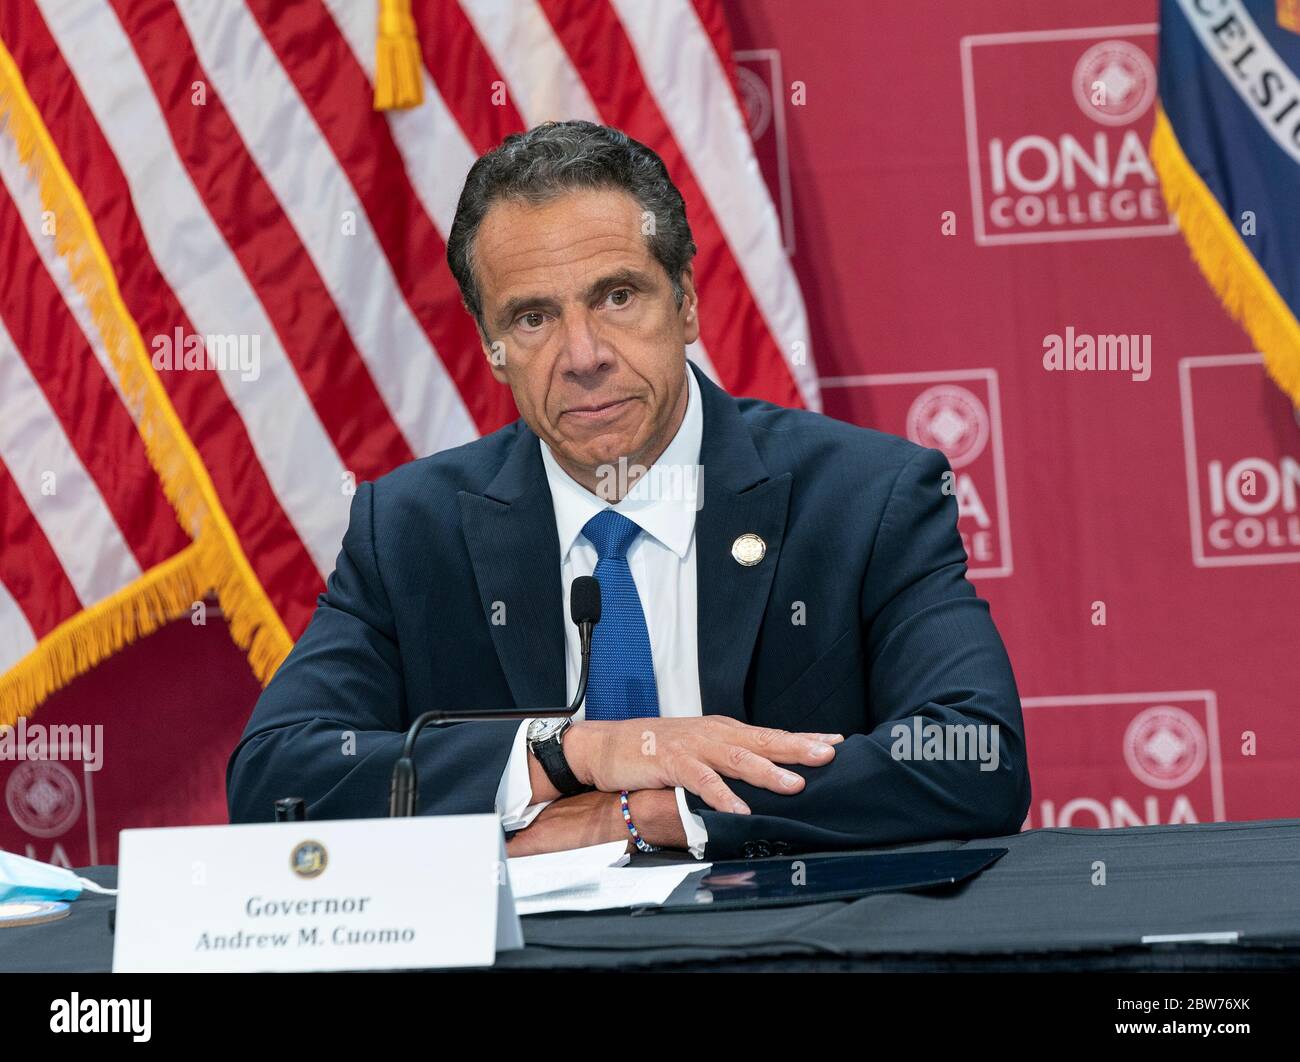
left=0, top=850, right=116, bottom=904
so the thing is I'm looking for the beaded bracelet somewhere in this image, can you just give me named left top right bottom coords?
left=619, top=790, right=659, bottom=853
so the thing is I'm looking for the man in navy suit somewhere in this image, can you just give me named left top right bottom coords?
left=227, top=121, right=1030, bottom=859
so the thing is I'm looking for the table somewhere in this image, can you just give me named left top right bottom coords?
left=5, top=819, right=1300, bottom=972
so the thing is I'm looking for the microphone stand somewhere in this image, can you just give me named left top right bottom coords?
left=387, top=615, right=595, bottom=817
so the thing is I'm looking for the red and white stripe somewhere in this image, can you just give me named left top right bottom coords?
left=0, top=121, right=190, bottom=673
left=0, top=0, right=814, bottom=665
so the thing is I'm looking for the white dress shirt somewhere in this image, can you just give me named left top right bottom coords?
left=495, top=366, right=709, bottom=858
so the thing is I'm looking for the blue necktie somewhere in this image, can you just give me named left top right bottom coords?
left=581, top=510, right=660, bottom=720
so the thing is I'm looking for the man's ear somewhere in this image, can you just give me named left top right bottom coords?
left=473, top=311, right=510, bottom=384
left=678, top=267, right=700, bottom=345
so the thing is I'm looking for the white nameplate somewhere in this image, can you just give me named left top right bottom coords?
left=112, top=815, right=522, bottom=972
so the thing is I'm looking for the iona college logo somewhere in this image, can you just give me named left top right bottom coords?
left=735, top=48, right=796, bottom=254
left=5, top=761, right=82, bottom=838
left=961, top=25, right=1171, bottom=244
left=1020, top=692, right=1224, bottom=829
left=1072, top=40, right=1156, bottom=126
left=1180, top=353, right=1300, bottom=566
left=819, top=370, right=1011, bottom=576
left=1123, top=705, right=1208, bottom=790
left=735, top=64, right=773, bottom=140
left=906, top=385, right=990, bottom=469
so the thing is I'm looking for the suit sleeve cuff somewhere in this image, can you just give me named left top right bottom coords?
left=675, top=786, right=708, bottom=859
left=497, top=720, right=551, bottom=831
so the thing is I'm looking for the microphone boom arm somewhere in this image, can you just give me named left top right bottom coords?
left=388, top=610, right=596, bottom=817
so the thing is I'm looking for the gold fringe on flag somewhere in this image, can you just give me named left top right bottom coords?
left=374, top=0, right=425, bottom=111
left=0, top=36, right=293, bottom=724
left=0, top=547, right=202, bottom=722
left=1151, top=105, right=1300, bottom=406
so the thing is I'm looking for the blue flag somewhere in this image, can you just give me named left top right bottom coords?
left=1154, top=0, right=1300, bottom=404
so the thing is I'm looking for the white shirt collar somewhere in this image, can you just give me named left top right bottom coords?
left=539, top=363, right=702, bottom=561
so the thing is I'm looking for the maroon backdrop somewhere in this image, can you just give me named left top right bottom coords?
left=6, top=0, right=1297, bottom=866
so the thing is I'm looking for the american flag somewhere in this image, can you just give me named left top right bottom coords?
left=0, top=0, right=814, bottom=719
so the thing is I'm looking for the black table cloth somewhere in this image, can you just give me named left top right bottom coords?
left=5, top=819, right=1300, bottom=973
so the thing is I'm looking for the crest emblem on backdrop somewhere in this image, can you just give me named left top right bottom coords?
left=906, top=385, right=991, bottom=470
left=5, top=761, right=82, bottom=839
left=1123, top=705, right=1208, bottom=791
left=1073, top=39, right=1157, bottom=126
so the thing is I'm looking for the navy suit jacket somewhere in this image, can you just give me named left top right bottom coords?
left=227, top=360, right=1030, bottom=858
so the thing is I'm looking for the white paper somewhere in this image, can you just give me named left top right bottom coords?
left=506, top=841, right=629, bottom=899
left=506, top=842, right=709, bottom=915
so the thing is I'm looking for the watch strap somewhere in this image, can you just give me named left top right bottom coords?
left=531, top=725, right=589, bottom=797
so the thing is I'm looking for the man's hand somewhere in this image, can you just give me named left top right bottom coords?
left=544, top=717, right=842, bottom=814
left=504, top=790, right=624, bottom=857
left=505, top=788, right=688, bottom=857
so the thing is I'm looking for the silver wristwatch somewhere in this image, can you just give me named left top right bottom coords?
left=526, top=717, right=589, bottom=795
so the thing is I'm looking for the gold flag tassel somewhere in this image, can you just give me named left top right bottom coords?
left=1151, top=105, right=1300, bottom=407
left=374, top=0, right=425, bottom=111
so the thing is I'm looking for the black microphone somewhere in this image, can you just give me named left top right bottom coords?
left=387, top=575, right=602, bottom=817
left=569, top=573, right=600, bottom=703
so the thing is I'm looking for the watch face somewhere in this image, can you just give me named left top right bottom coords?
left=528, top=718, right=566, bottom=744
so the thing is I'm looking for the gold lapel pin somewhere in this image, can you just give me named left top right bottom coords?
left=731, top=533, right=766, bottom=566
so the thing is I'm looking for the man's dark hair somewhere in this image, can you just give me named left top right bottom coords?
left=446, top=121, right=697, bottom=334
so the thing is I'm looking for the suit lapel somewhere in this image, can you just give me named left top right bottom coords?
left=692, top=364, right=791, bottom=721
left=457, top=426, right=567, bottom=710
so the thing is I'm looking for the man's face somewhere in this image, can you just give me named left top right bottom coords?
left=471, top=187, right=699, bottom=489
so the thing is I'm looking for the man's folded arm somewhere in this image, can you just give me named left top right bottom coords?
left=226, top=480, right=518, bottom=823
left=497, top=725, right=708, bottom=855
left=684, top=446, right=1031, bottom=858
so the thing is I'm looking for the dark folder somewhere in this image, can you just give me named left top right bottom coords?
left=648, top=847, right=1007, bottom=913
